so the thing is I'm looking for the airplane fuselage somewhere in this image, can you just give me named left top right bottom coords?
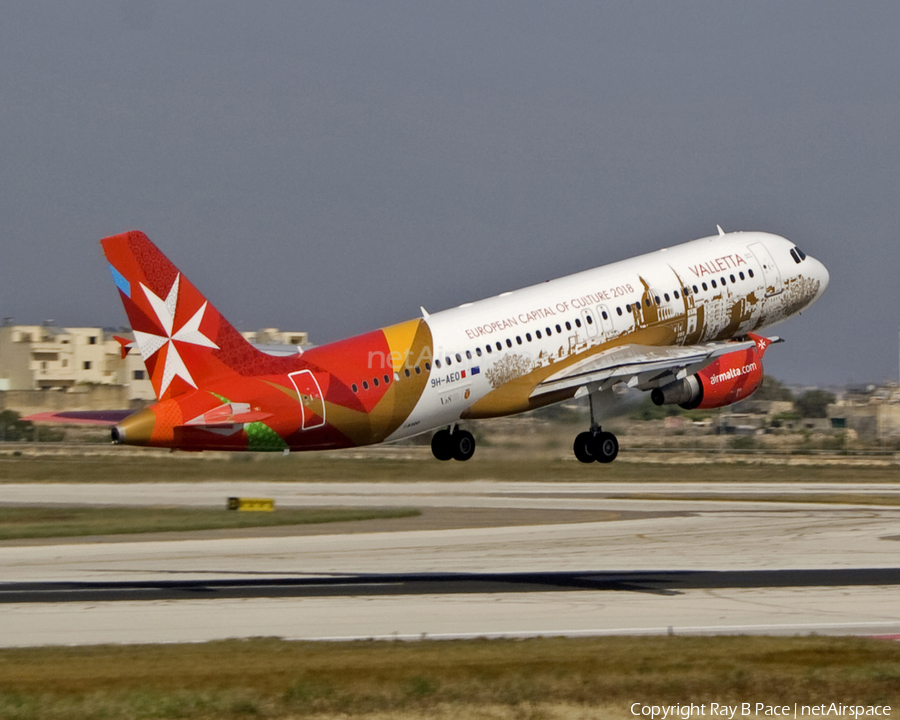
left=109, top=230, right=828, bottom=455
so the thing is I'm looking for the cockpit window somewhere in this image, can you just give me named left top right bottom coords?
left=791, top=246, right=807, bottom=263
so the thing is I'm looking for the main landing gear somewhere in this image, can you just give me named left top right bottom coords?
left=572, top=387, right=619, bottom=464
left=431, top=425, right=476, bottom=462
left=573, top=427, right=619, bottom=464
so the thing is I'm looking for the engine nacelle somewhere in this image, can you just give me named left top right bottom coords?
left=651, top=334, right=774, bottom=410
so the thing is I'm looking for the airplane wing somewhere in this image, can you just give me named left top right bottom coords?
left=530, top=338, right=758, bottom=400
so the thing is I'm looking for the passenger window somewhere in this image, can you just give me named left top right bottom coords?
left=625, top=304, right=631, bottom=312
left=555, top=324, right=562, bottom=333
left=362, top=381, right=369, bottom=390
left=352, top=383, right=359, bottom=393
left=616, top=307, right=623, bottom=316
left=435, top=359, right=442, bottom=369
left=586, top=315, right=593, bottom=325
left=701, top=283, right=708, bottom=291
left=425, top=362, right=431, bottom=371
left=526, top=333, right=532, bottom=341
left=565, top=322, right=571, bottom=331
left=465, top=350, right=472, bottom=360
left=415, top=366, right=421, bottom=375
left=645, top=298, right=652, bottom=307
left=516, top=336, right=522, bottom=345
left=456, top=353, right=462, bottom=362
left=546, top=327, right=552, bottom=336
left=373, top=377, right=379, bottom=387
left=748, top=269, right=754, bottom=278
left=476, top=347, right=482, bottom=357
left=486, top=345, right=492, bottom=354
left=384, top=374, right=390, bottom=384
left=739, top=272, right=745, bottom=280
left=506, top=338, right=512, bottom=348
left=602, top=311, right=609, bottom=320
left=536, top=330, right=542, bottom=338
left=654, top=296, right=660, bottom=305
left=404, top=369, right=411, bottom=378
left=673, top=291, right=679, bottom=299
left=496, top=342, right=502, bottom=351
left=730, top=274, right=735, bottom=283
left=664, top=293, right=670, bottom=302
left=692, top=285, right=699, bottom=294
left=711, top=280, right=717, bottom=288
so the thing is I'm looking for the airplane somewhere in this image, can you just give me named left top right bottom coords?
left=33, top=227, right=828, bottom=463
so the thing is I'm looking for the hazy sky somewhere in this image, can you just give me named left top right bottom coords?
left=1, top=2, right=897, bottom=386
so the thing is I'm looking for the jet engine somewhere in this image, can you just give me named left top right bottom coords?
left=651, top=334, right=775, bottom=410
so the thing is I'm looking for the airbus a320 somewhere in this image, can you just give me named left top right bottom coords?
left=38, top=228, right=828, bottom=463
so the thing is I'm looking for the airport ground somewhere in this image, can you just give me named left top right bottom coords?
left=1, top=438, right=899, bottom=718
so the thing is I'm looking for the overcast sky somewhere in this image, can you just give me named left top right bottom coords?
left=1, top=1, right=897, bottom=386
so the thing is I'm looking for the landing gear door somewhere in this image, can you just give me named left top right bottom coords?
left=289, top=370, right=326, bottom=430
left=749, top=243, right=784, bottom=297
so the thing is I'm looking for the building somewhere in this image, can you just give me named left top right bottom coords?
left=0, top=322, right=156, bottom=405
left=240, top=328, right=310, bottom=353
left=0, top=321, right=309, bottom=413
left=827, top=383, right=900, bottom=441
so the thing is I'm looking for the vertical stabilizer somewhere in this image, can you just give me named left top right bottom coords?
left=101, top=231, right=266, bottom=401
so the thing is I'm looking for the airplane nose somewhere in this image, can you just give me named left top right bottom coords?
left=812, top=257, right=830, bottom=300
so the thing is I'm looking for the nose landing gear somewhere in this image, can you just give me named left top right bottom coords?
left=431, top=425, right=476, bottom=461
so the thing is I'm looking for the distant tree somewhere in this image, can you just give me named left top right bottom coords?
left=753, top=376, right=795, bottom=402
left=0, top=410, right=64, bottom=442
left=0, top=410, right=34, bottom=441
left=630, top=395, right=681, bottom=421
left=794, top=390, right=836, bottom=418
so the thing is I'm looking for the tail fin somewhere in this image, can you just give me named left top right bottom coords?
left=102, top=231, right=265, bottom=401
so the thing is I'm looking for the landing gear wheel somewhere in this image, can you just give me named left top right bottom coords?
left=574, top=431, right=596, bottom=464
left=431, top=430, right=454, bottom=461
left=593, top=431, right=619, bottom=464
left=452, top=429, right=476, bottom=462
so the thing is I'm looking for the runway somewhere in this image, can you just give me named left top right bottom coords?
left=2, top=481, right=900, bottom=646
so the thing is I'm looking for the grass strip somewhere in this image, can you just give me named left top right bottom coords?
left=0, top=506, right=420, bottom=540
left=0, top=636, right=898, bottom=719
left=1, top=454, right=899, bottom=483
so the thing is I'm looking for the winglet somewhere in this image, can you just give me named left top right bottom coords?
left=747, top=333, right=781, bottom=358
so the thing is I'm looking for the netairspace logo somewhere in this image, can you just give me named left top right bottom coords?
left=630, top=703, right=892, bottom=718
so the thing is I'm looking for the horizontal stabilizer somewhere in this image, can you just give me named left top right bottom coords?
left=25, top=410, right=135, bottom=425
left=183, top=403, right=272, bottom=428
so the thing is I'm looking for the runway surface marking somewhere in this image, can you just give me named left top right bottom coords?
left=2, top=481, right=899, bottom=646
